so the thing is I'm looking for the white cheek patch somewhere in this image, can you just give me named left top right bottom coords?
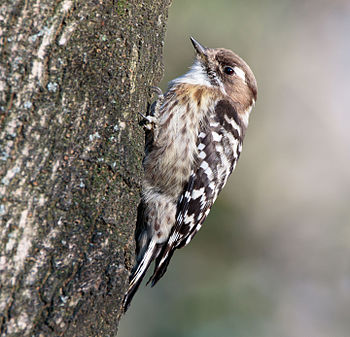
left=172, top=60, right=211, bottom=87
left=234, top=66, right=246, bottom=82
left=240, top=105, right=253, bottom=127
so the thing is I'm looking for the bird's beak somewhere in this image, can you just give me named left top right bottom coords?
left=190, top=37, right=208, bottom=58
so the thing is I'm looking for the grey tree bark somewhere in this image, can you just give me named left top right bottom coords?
left=0, top=0, right=172, bottom=335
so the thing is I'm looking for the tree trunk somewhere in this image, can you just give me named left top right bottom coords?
left=0, top=0, right=172, bottom=335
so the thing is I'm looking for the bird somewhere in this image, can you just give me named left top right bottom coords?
left=123, top=37, right=257, bottom=311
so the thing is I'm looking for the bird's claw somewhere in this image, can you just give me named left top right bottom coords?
left=139, top=115, right=157, bottom=130
left=138, top=87, right=163, bottom=130
left=138, top=111, right=147, bottom=119
left=150, top=86, right=163, bottom=98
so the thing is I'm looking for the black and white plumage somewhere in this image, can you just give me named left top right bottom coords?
left=123, top=37, right=257, bottom=310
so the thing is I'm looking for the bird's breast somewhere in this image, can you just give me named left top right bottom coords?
left=143, top=84, right=219, bottom=198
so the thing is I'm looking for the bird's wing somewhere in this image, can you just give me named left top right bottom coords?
left=148, top=100, right=244, bottom=285
left=147, top=131, right=220, bottom=285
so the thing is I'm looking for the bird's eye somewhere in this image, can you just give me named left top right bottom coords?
left=223, top=66, right=235, bottom=75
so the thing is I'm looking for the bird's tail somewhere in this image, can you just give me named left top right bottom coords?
left=147, top=245, right=176, bottom=287
left=123, top=240, right=158, bottom=312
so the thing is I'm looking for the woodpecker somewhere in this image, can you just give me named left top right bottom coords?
left=123, top=37, right=257, bottom=310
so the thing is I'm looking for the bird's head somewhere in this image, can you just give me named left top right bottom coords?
left=189, top=37, right=257, bottom=110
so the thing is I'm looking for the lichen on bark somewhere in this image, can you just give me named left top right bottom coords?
left=0, top=0, right=172, bottom=335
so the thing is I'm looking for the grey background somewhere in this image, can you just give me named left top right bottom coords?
left=120, top=1, right=350, bottom=336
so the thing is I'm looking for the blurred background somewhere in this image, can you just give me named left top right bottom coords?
left=120, top=0, right=350, bottom=336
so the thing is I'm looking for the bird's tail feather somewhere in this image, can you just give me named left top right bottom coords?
left=123, top=240, right=157, bottom=312
left=147, top=244, right=176, bottom=287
